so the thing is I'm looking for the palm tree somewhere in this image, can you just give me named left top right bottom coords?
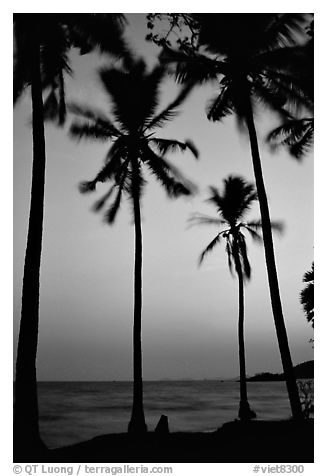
left=266, top=19, right=313, bottom=160
left=159, top=13, right=310, bottom=419
left=14, top=13, right=128, bottom=457
left=300, top=263, right=314, bottom=328
left=69, top=57, right=198, bottom=433
left=191, top=176, right=282, bottom=420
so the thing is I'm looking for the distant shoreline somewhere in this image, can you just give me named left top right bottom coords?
left=246, top=360, right=313, bottom=382
left=31, top=360, right=313, bottom=383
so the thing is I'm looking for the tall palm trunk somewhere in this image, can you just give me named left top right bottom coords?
left=244, top=89, right=303, bottom=420
left=128, top=163, right=147, bottom=433
left=14, top=38, right=47, bottom=457
left=233, top=244, right=254, bottom=420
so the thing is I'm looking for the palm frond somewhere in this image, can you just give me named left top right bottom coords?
left=69, top=121, right=114, bottom=141
left=43, top=88, right=61, bottom=123
left=13, top=59, right=29, bottom=104
left=103, top=170, right=128, bottom=224
left=259, top=69, right=312, bottom=116
left=270, top=221, right=284, bottom=234
left=94, top=151, right=128, bottom=186
left=104, top=188, right=123, bottom=224
left=145, top=83, right=194, bottom=131
left=79, top=180, right=97, bottom=193
left=199, top=233, right=221, bottom=265
left=188, top=213, right=226, bottom=228
left=289, top=125, right=314, bottom=158
left=225, top=236, right=235, bottom=276
left=252, top=77, right=290, bottom=117
left=159, top=46, right=220, bottom=84
left=206, top=85, right=234, bottom=122
left=42, top=72, right=67, bottom=126
left=150, top=138, right=199, bottom=158
left=207, top=176, right=257, bottom=224
left=99, top=61, right=166, bottom=132
left=67, top=13, right=130, bottom=60
left=267, top=117, right=313, bottom=159
left=185, top=140, right=199, bottom=158
left=256, top=44, right=313, bottom=110
left=92, top=185, right=116, bottom=212
left=238, top=233, right=251, bottom=280
left=244, top=225, right=263, bottom=243
left=143, top=146, right=195, bottom=198
left=260, top=14, right=308, bottom=51
left=68, top=103, right=121, bottom=136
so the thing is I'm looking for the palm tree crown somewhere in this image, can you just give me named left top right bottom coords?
left=14, top=13, right=129, bottom=124
left=160, top=14, right=310, bottom=123
left=70, top=58, right=198, bottom=214
left=192, top=176, right=281, bottom=276
left=266, top=19, right=313, bottom=160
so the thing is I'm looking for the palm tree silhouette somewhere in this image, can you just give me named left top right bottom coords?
left=14, top=13, right=128, bottom=456
left=266, top=18, right=313, bottom=160
left=69, top=57, right=198, bottom=433
left=300, top=263, right=314, bottom=328
left=160, top=13, right=309, bottom=419
left=191, top=176, right=282, bottom=420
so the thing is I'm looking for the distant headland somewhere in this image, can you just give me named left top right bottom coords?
left=246, top=360, right=313, bottom=382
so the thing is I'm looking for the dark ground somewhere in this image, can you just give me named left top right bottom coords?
left=15, top=419, right=314, bottom=463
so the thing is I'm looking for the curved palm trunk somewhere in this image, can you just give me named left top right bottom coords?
left=14, top=39, right=47, bottom=458
left=244, top=91, right=303, bottom=420
left=233, top=246, right=255, bottom=420
left=128, top=169, right=147, bottom=433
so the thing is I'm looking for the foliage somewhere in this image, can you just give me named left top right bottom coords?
left=300, top=263, right=314, bottom=328
left=266, top=18, right=313, bottom=159
left=147, top=14, right=312, bottom=135
left=191, top=176, right=282, bottom=277
left=145, top=14, right=200, bottom=53
left=297, top=380, right=314, bottom=419
left=14, top=13, right=129, bottom=125
left=70, top=55, right=198, bottom=220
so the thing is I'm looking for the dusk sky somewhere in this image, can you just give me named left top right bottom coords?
left=13, top=13, right=314, bottom=381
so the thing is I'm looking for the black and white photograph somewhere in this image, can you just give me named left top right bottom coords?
left=12, top=7, right=316, bottom=469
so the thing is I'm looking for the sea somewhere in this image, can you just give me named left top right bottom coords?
left=38, top=380, right=300, bottom=449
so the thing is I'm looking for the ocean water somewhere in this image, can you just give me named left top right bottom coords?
left=38, top=380, right=296, bottom=449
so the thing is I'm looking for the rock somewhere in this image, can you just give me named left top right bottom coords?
left=155, top=415, right=169, bottom=434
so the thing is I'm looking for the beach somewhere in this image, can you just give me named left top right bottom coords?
left=15, top=419, right=314, bottom=463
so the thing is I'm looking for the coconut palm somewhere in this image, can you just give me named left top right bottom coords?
left=191, top=175, right=282, bottom=420
left=300, top=263, right=314, bottom=328
left=159, top=13, right=310, bottom=419
left=14, top=13, right=128, bottom=456
left=266, top=19, right=313, bottom=160
left=69, top=57, right=198, bottom=433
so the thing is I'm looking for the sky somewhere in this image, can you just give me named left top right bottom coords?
left=13, top=13, right=314, bottom=381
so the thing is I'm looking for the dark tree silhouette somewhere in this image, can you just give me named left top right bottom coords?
left=266, top=18, right=313, bottom=159
left=69, top=57, right=198, bottom=433
left=13, top=13, right=128, bottom=458
left=267, top=117, right=313, bottom=159
left=157, top=13, right=310, bottom=419
left=300, top=263, right=314, bottom=328
left=191, top=176, right=282, bottom=420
